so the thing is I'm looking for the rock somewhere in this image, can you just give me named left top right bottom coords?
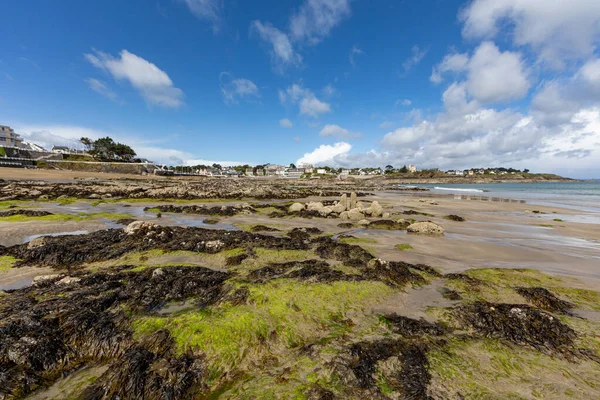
left=347, top=208, right=364, bottom=221
left=340, top=194, right=348, bottom=210
left=152, top=268, right=164, bottom=278
left=33, top=274, right=63, bottom=285
left=307, top=202, right=325, bottom=211
left=39, top=195, right=49, bottom=200
left=289, top=203, right=305, bottom=213
left=57, top=276, right=81, bottom=285
left=357, top=219, right=371, bottom=226
left=331, top=202, right=346, bottom=213
left=368, top=201, right=384, bottom=218
left=57, top=195, right=68, bottom=200
left=339, top=211, right=349, bottom=220
left=356, top=201, right=366, bottom=210
left=124, top=221, right=157, bottom=235
left=350, top=192, right=357, bottom=210
left=205, top=240, right=225, bottom=251
left=88, top=194, right=102, bottom=199
left=27, top=236, right=51, bottom=250
left=407, top=222, right=445, bottom=235
left=319, top=206, right=334, bottom=217
left=382, top=212, right=391, bottom=218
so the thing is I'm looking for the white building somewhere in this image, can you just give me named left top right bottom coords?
left=0, top=125, right=23, bottom=147
left=408, top=164, right=417, bottom=173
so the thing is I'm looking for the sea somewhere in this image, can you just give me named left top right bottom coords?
left=411, top=181, right=600, bottom=214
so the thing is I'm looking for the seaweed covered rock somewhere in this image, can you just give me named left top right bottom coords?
left=247, top=260, right=355, bottom=283
left=366, top=219, right=410, bottom=230
left=5, top=226, right=310, bottom=269
left=250, top=225, right=280, bottom=233
left=453, top=302, right=576, bottom=352
left=515, top=287, right=573, bottom=314
left=315, top=239, right=374, bottom=267
left=0, top=209, right=53, bottom=217
left=144, top=204, right=255, bottom=216
left=363, top=259, right=426, bottom=287
left=445, top=214, right=465, bottom=222
left=81, top=330, right=206, bottom=400
left=0, top=266, right=229, bottom=398
left=407, top=222, right=444, bottom=235
left=382, top=314, right=448, bottom=337
left=335, top=338, right=431, bottom=399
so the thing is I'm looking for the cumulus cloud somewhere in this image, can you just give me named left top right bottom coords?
left=296, top=142, right=352, bottom=165
left=219, top=72, right=260, bottom=105
left=84, top=49, right=184, bottom=108
left=320, top=124, right=361, bottom=139
left=432, top=42, right=530, bottom=103
left=289, top=0, right=351, bottom=44
left=281, top=84, right=331, bottom=117
left=467, top=42, right=530, bottom=103
left=460, top=0, right=600, bottom=67
left=430, top=52, right=469, bottom=83
left=179, top=0, right=223, bottom=32
left=280, top=118, right=293, bottom=128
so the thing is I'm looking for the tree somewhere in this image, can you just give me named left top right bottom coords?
left=80, top=137, right=93, bottom=151
left=523, top=169, right=530, bottom=173
left=212, top=163, right=222, bottom=170
left=289, top=163, right=296, bottom=169
left=399, top=165, right=408, bottom=173
left=385, top=165, right=394, bottom=171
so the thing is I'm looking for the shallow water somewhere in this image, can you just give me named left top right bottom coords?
left=22, top=230, right=89, bottom=243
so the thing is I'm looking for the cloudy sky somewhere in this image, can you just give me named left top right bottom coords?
left=1, top=0, right=599, bottom=177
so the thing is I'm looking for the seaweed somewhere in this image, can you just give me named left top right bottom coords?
left=366, top=220, right=411, bottom=230
left=0, top=210, right=53, bottom=217
left=444, top=215, right=465, bottom=222
left=315, top=239, right=374, bottom=267
left=453, top=302, right=577, bottom=353
left=515, top=287, right=573, bottom=314
left=382, top=314, right=449, bottom=337
left=250, top=225, right=280, bottom=232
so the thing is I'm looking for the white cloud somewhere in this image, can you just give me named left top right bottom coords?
left=219, top=72, right=259, bottom=105
left=460, top=0, right=600, bottom=67
left=12, top=123, right=250, bottom=166
left=280, top=118, right=293, bottom=128
left=400, top=99, right=412, bottom=106
left=84, top=49, right=184, bottom=108
left=579, top=58, right=600, bottom=89
left=320, top=124, right=361, bottom=139
left=282, top=84, right=331, bottom=117
left=289, top=0, right=351, bottom=45
left=430, top=52, right=469, bottom=83
left=296, top=142, right=352, bottom=165
left=84, top=78, right=120, bottom=103
left=179, top=0, right=223, bottom=32
left=251, top=21, right=302, bottom=70
left=252, top=0, right=351, bottom=71
left=349, top=45, right=365, bottom=66
left=467, top=42, right=530, bottom=103
left=402, top=45, right=428, bottom=73
left=432, top=42, right=530, bottom=103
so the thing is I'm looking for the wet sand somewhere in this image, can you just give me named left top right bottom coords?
left=2, top=189, right=598, bottom=289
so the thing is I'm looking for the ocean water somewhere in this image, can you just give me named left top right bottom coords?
left=415, top=181, right=600, bottom=212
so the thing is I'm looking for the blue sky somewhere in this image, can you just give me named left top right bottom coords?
left=1, top=0, right=599, bottom=177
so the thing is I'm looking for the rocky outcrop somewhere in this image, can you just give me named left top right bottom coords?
left=289, top=203, right=305, bottom=213
left=407, top=222, right=445, bottom=235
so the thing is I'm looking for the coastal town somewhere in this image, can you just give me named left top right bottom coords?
left=1, top=124, right=532, bottom=179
